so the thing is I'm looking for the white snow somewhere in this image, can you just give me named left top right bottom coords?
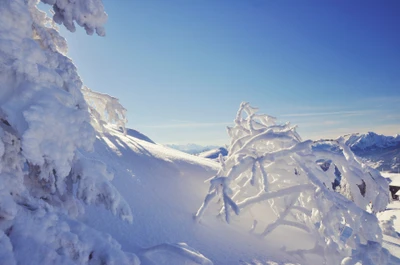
left=79, top=125, right=300, bottom=264
left=378, top=200, right=400, bottom=263
left=383, top=173, right=400, bottom=187
left=0, top=1, right=136, bottom=264
left=2, top=1, right=400, bottom=265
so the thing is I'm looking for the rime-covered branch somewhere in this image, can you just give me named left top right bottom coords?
left=82, top=86, right=128, bottom=135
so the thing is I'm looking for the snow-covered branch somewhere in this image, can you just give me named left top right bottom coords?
left=82, top=86, right=127, bottom=135
left=40, top=0, right=107, bottom=36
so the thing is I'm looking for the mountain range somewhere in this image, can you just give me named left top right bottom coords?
left=165, top=143, right=219, bottom=154
left=168, top=132, right=400, bottom=172
left=344, top=132, right=400, bottom=173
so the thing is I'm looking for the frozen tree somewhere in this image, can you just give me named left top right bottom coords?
left=195, top=102, right=390, bottom=265
left=0, top=0, right=136, bottom=264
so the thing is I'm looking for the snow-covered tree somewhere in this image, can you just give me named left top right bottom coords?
left=0, top=0, right=136, bottom=264
left=195, top=102, right=390, bottom=265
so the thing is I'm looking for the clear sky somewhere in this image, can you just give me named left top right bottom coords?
left=56, top=0, right=400, bottom=145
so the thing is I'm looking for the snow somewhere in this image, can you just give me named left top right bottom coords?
left=41, top=0, right=108, bottom=36
left=383, top=173, right=400, bottom=187
left=378, top=200, right=400, bottom=263
left=0, top=1, right=135, bottom=264
left=79, top=125, right=297, bottom=264
left=2, top=1, right=400, bottom=264
left=78, top=116, right=395, bottom=264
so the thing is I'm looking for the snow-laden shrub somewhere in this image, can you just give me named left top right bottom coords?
left=0, top=0, right=135, bottom=264
left=195, top=102, right=390, bottom=265
left=380, top=215, right=399, bottom=238
left=82, top=86, right=127, bottom=135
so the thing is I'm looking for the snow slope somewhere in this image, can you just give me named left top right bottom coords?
left=78, top=125, right=313, bottom=265
left=373, top=173, right=400, bottom=264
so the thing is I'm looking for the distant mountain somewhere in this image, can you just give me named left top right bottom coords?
left=344, top=132, right=400, bottom=173
left=166, top=143, right=219, bottom=155
left=198, top=147, right=228, bottom=160
left=167, top=132, right=400, bottom=171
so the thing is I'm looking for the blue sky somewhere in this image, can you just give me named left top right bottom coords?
left=55, top=0, right=399, bottom=145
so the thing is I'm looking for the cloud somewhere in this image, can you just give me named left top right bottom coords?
left=138, top=121, right=232, bottom=129
left=360, top=96, right=400, bottom=104
left=300, top=123, right=400, bottom=140
left=298, top=120, right=342, bottom=128
left=280, top=109, right=375, bottom=118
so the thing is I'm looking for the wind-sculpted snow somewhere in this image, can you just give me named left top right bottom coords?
left=0, top=1, right=135, bottom=264
left=196, top=102, right=391, bottom=264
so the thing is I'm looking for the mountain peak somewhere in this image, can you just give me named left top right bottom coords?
left=344, top=131, right=400, bottom=172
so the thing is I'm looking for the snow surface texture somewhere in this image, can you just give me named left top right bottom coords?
left=378, top=194, right=400, bottom=263
left=78, top=124, right=309, bottom=265
left=195, top=102, right=392, bottom=265
left=0, top=1, right=137, bottom=264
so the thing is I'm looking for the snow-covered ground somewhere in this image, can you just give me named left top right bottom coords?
left=1, top=1, right=399, bottom=264
left=79, top=125, right=309, bottom=264
left=77, top=125, right=400, bottom=265
left=377, top=173, right=400, bottom=263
